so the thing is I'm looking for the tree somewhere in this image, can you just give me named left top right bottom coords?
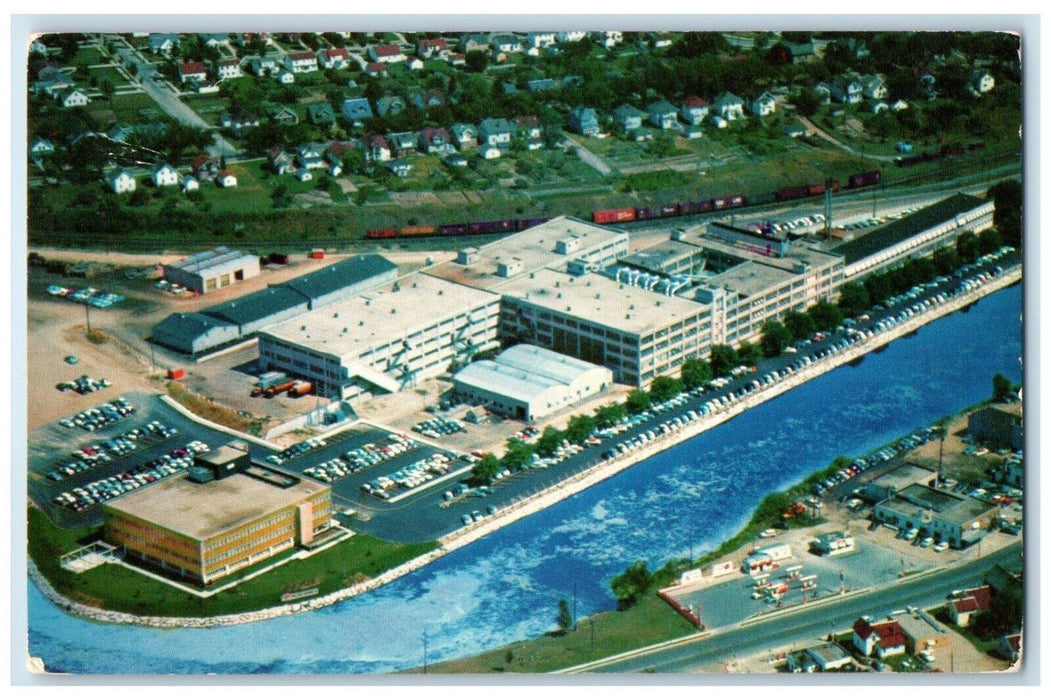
left=708, top=344, right=738, bottom=377
left=557, top=598, right=573, bottom=635
left=978, top=229, right=1003, bottom=257
left=987, top=179, right=1022, bottom=249
left=680, top=357, right=713, bottom=390
left=782, top=310, right=816, bottom=342
left=625, top=389, right=651, bottom=415
left=933, top=246, right=962, bottom=275
left=593, top=403, right=627, bottom=429
left=128, top=188, right=149, bottom=207
left=565, top=414, right=597, bottom=444
left=807, top=300, right=844, bottom=331
left=465, top=51, right=489, bottom=73
left=759, top=320, right=792, bottom=358
left=536, top=426, right=564, bottom=457
left=837, top=281, right=871, bottom=318
left=610, top=560, right=651, bottom=610
left=501, top=438, right=534, bottom=471
left=470, top=454, right=501, bottom=485
left=736, top=340, right=762, bottom=366
left=793, top=88, right=821, bottom=117
left=992, top=373, right=1013, bottom=403
left=956, top=230, right=980, bottom=264
left=649, top=375, right=683, bottom=403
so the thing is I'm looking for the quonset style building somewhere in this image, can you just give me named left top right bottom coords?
left=151, top=255, right=398, bottom=357
left=452, top=344, right=613, bottom=421
left=103, top=444, right=332, bottom=584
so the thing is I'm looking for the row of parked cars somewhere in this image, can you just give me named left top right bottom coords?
left=46, top=285, right=125, bottom=308
left=266, top=436, right=329, bottom=466
left=47, top=421, right=178, bottom=482
left=412, top=416, right=466, bottom=439
left=460, top=505, right=498, bottom=526
left=361, top=452, right=454, bottom=499
left=58, top=397, right=135, bottom=432
left=51, top=440, right=210, bottom=512
left=56, top=375, right=112, bottom=395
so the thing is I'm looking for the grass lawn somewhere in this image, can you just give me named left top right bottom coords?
left=422, top=593, right=697, bottom=674
left=28, top=506, right=437, bottom=617
left=88, top=65, right=132, bottom=88
left=182, top=93, right=230, bottom=126
left=70, top=46, right=104, bottom=67
left=103, top=91, right=166, bottom=122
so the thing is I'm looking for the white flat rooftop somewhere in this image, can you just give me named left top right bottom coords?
left=261, top=273, right=500, bottom=358
left=497, top=269, right=708, bottom=337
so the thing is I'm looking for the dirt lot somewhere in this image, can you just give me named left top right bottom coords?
left=906, top=414, right=1012, bottom=483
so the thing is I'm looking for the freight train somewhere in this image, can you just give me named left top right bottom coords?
left=364, top=168, right=886, bottom=241
left=894, top=141, right=985, bottom=167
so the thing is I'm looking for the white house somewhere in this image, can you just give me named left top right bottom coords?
left=831, top=75, right=863, bottom=104
left=557, top=31, right=588, bottom=43
left=970, top=70, right=995, bottom=94
left=30, top=137, right=55, bottom=158
left=216, top=170, right=238, bottom=188
left=182, top=176, right=199, bottom=193
left=214, top=59, right=242, bottom=80
left=151, top=163, right=180, bottom=188
left=178, top=62, right=209, bottom=84
left=480, top=145, right=502, bottom=159
left=713, top=91, right=745, bottom=121
left=108, top=170, right=136, bottom=194
left=284, top=52, right=318, bottom=73
left=853, top=619, right=907, bottom=659
left=318, top=48, right=350, bottom=70
left=59, top=88, right=90, bottom=108
left=862, top=75, right=889, bottom=100
left=367, top=134, right=391, bottom=162
left=890, top=99, right=910, bottom=112
left=526, top=32, right=557, bottom=49
left=276, top=70, right=295, bottom=85
left=491, top=34, right=521, bottom=54
left=601, top=31, right=623, bottom=49
left=369, top=44, right=406, bottom=63
left=751, top=92, right=777, bottom=117
left=407, top=57, right=424, bottom=71
left=680, top=96, right=709, bottom=126
left=296, top=169, right=313, bottom=183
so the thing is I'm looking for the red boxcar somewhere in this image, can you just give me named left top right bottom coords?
left=593, top=207, right=637, bottom=224
left=713, top=194, right=745, bottom=209
left=680, top=200, right=714, bottom=215
left=438, top=223, right=470, bottom=236
left=366, top=228, right=398, bottom=239
left=776, top=185, right=809, bottom=201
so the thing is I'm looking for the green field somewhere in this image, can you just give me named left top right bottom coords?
left=28, top=506, right=437, bottom=617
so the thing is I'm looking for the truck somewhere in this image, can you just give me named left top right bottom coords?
left=252, top=371, right=288, bottom=396
left=268, top=253, right=290, bottom=265
left=309, top=249, right=326, bottom=260
left=287, top=381, right=313, bottom=397
left=264, top=380, right=296, bottom=398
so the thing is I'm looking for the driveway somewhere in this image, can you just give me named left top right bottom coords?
left=562, top=136, right=613, bottom=175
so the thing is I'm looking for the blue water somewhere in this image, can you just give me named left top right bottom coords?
left=26, top=284, right=1023, bottom=675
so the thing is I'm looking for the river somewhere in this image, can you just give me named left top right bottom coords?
left=26, top=283, right=1023, bottom=675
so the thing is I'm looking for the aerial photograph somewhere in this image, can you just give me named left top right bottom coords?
left=19, top=21, right=1026, bottom=679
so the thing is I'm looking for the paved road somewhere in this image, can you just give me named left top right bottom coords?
left=578, top=541, right=1022, bottom=673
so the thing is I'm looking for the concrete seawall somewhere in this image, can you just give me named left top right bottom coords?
left=29, top=266, right=1022, bottom=628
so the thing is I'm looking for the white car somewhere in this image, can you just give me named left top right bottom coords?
left=933, top=542, right=949, bottom=553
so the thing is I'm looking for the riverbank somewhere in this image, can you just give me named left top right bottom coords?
left=28, top=266, right=1021, bottom=629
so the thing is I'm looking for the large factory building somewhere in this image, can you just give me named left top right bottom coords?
left=103, top=443, right=332, bottom=585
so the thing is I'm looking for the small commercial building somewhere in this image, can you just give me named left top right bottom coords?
left=946, top=585, right=992, bottom=627
left=873, top=484, right=1001, bottom=548
left=968, top=404, right=1023, bottom=450
left=452, top=344, right=612, bottom=421
left=150, top=312, right=241, bottom=357
left=853, top=618, right=907, bottom=659
left=103, top=446, right=332, bottom=585
left=897, top=610, right=950, bottom=655
left=787, top=642, right=853, bottom=672
left=163, top=247, right=261, bottom=295
left=811, top=532, right=856, bottom=556
left=859, top=463, right=936, bottom=504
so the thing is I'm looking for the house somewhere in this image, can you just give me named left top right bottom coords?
left=478, top=118, right=515, bottom=150
left=341, top=97, right=374, bottom=123
left=151, top=163, right=180, bottom=188
left=680, top=96, right=709, bottom=126
left=296, top=143, right=326, bottom=170
left=196, top=80, right=221, bottom=95
left=235, top=32, right=269, bottom=47
left=29, top=137, right=55, bottom=158
left=861, top=75, right=889, bottom=100
left=528, top=78, right=557, bottom=93
left=216, top=170, right=238, bottom=188
left=365, top=62, right=388, bottom=78
left=107, top=169, right=136, bottom=194
left=219, top=108, right=260, bottom=133
left=712, top=92, right=745, bottom=121
left=192, top=154, right=221, bottom=180
left=407, top=57, right=424, bottom=71
left=269, top=147, right=296, bottom=175
left=651, top=33, right=673, bottom=49
left=784, top=123, right=806, bottom=138
left=601, top=31, right=623, bottom=49
left=568, top=106, right=599, bottom=136
left=284, top=52, right=318, bottom=73
left=33, top=75, right=74, bottom=99
left=514, top=115, right=543, bottom=149
left=443, top=153, right=468, bottom=167
left=214, top=59, right=242, bottom=80
left=366, top=134, right=391, bottom=162
left=197, top=33, right=229, bottom=48
left=683, top=125, right=703, bottom=139
left=891, top=99, right=909, bottom=112
left=870, top=101, right=889, bottom=114
left=897, top=610, right=950, bottom=655
left=375, top=95, right=406, bottom=117
left=831, top=75, right=863, bottom=104
left=647, top=100, right=678, bottom=129
left=413, top=91, right=447, bottom=110
left=368, top=43, right=405, bottom=63
left=451, top=123, right=478, bottom=150
left=946, top=586, right=993, bottom=627
left=751, top=92, right=777, bottom=117
left=786, top=642, right=853, bottom=672
left=107, top=123, right=135, bottom=143
left=446, top=53, right=466, bottom=66
left=919, top=73, right=937, bottom=99
left=612, top=104, right=646, bottom=132
left=296, top=168, right=313, bottom=183
left=178, top=62, right=209, bottom=84
left=269, top=105, right=300, bottom=125
left=249, top=55, right=277, bottom=76
left=997, top=633, right=1021, bottom=662
left=526, top=32, right=557, bottom=49
left=387, top=132, right=417, bottom=158
left=324, top=149, right=345, bottom=177
left=276, top=69, right=294, bottom=83
left=970, top=69, right=995, bottom=94
left=556, top=31, right=588, bottom=43
left=813, top=83, right=832, bottom=105
left=852, top=618, right=907, bottom=659
left=479, top=145, right=502, bottom=160
left=419, top=126, right=452, bottom=154
left=502, top=82, right=519, bottom=96
left=59, top=88, right=91, bottom=108
left=491, top=34, right=521, bottom=54
left=148, top=33, right=180, bottom=56
left=318, top=48, right=350, bottom=70
left=182, top=176, right=199, bottom=193
left=460, top=34, right=490, bottom=53
left=307, top=102, right=336, bottom=126
left=787, top=41, right=817, bottom=63
left=386, top=159, right=412, bottom=177
left=417, top=38, right=448, bottom=58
